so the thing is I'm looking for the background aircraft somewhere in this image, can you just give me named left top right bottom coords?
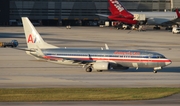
left=97, top=0, right=138, bottom=26
left=131, top=9, right=180, bottom=29
left=22, top=17, right=171, bottom=73
left=97, top=0, right=180, bottom=29
left=108, top=0, right=138, bottom=25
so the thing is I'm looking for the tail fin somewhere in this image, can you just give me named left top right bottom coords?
left=175, top=9, right=180, bottom=18
left=21, top=17, right=58, bottom=49
left=108, top=0, right=134, bottom=19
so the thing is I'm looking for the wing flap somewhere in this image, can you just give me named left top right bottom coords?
left=44, top=56, right=95, bottom=65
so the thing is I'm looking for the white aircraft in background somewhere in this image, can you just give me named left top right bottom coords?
left=97, top=0, right=180, bottom=29
left=131, top=9, right=180, bottom=29
left=21, top=17, right=171, bottom=73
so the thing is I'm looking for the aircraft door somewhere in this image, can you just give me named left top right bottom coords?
left=88, top=54, right=93, bottom=61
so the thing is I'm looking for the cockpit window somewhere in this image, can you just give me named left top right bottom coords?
left=150, top=55, right=166, bottom=59
left=150, top=55, right=158, bottom=58
left=159, top=55, right=166, bottom=58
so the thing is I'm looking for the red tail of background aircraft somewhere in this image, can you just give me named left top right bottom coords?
left=176, top=9, right=180, bottom=18
left=108, top=0, right=138, bottom=25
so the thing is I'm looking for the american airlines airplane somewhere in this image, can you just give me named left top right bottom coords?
left=97, top=0, right=180, bottom=28
left=22, top=17, right=172, bottom=73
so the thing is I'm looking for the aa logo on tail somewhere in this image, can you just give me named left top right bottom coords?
left=28, top=34, right=36, bottom=43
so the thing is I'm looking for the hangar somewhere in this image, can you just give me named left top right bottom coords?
left=0, top=0, right=180, bottom=26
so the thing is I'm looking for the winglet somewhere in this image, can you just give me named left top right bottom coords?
left=175, top=9, right=180, bottom=18
left=105, top=44, right=109, bottom=50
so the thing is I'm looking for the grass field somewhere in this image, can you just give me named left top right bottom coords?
left=0, top=88, right=180, bottom=102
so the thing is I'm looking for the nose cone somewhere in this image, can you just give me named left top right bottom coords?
left=165, top=59, right=172, bottom=66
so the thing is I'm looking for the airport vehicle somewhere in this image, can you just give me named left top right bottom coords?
left=172, top=27, right=180, bottom=34
left=0, top=40, right=18, bottom=48
left=21, top=17, right=171, bottom=73
left=97, top=0, right=180, bottom=29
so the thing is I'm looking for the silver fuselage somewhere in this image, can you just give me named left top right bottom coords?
left=29, top=48, right=171, bottom=68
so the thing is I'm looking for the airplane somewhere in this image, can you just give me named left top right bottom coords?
left=97, top=0, right=180, bottom=29
left=131, top=9, right=180, bottom=29
left=97, top=0, right=138, bottom=25
left=21, top=17, right=172, bottom=73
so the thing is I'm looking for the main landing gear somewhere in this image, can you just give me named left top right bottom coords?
left=153, top=25, right=160, bottom=30
left=84, top=65, right=103, bottom=72
left=85, top=67, right=103, bottom=72
left=85, top=66, right=92, bottom=72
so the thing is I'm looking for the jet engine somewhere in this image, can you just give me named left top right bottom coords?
left=93, top=62, right=110, bottom=70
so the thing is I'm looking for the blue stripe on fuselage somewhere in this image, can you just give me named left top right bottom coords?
left=42, top=48, right=166, bottom=59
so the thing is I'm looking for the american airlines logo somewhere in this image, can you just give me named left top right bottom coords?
left=110, top=0, right=124, bottom=12
left=28, top=34, right=36, bottom=43
left=27, top=30, right=41, bottom=43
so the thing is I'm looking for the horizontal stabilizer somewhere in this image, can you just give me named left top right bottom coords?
left=13, top=47, right=36, bottom=52
left=96, top=14, right=109, bottom=17
left=36, top=46, right=44, bottom=56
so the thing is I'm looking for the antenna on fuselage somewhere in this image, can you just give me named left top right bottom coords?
left=105, top=44, right=109, bottom=50
left=101, top=44, right=109, bottom=50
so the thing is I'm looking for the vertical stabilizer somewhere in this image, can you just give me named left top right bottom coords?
left=108, top=0, right=134, bottom=19
left=22, top=17, right=58, bottom=49
left=175, top=9, right=180, bottom=18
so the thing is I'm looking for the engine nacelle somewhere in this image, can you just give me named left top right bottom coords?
left=93, top=62, right=110, bottom=71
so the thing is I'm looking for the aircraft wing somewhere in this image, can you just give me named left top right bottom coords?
left=156, top=17, right=180, bottom=26
left=62, top=57, right=94, bottom=64
left=44, top=55, right=95, bottom=65
left=15, top=47, right=95, bottom=64
left=13, top=47, right=36, bottom=52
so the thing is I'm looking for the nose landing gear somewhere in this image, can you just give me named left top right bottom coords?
left=153, top=70, right=157, bottom=73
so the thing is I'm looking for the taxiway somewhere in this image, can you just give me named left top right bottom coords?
left=0, top=26, right=180, bottom=105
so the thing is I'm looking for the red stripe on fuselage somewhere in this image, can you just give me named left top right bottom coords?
left=43, top=56, right=171, bottom=63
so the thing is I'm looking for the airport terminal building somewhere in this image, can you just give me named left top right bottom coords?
left=0, top=0, right=180, bottom=26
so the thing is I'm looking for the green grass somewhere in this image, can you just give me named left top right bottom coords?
left=0, top=88, right=180, bottom=102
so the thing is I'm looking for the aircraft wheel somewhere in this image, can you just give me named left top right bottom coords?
left=86, top=67, right=92, bottom=72
left=97, top=70, right=103, bottom=72
left=153, top=26, right=160, bottom=30
left=153, top=70, right=157, bottom=73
